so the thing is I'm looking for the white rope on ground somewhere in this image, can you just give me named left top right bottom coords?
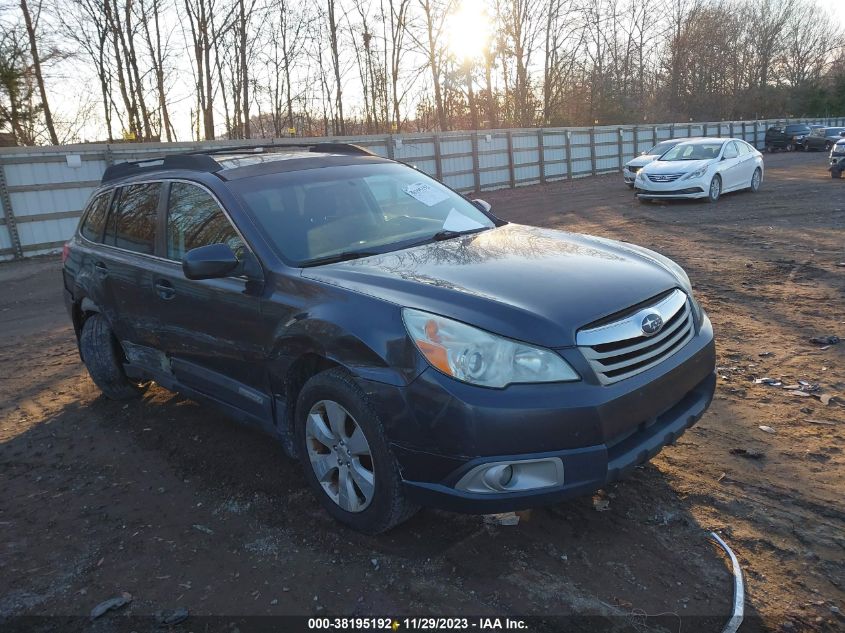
left=710, top=531, right=745, bottom=633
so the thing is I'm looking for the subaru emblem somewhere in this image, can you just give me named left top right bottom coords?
left=641, top=313, right=664, bottom=336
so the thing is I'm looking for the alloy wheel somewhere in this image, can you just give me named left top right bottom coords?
left=709, top=177, right=721, bottom=201
left=305, top=399, right=375, bottom=513
left=751, top=169, right=761, bottom=192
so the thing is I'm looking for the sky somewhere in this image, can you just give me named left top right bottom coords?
left=821, top=1, right=845, bottom=25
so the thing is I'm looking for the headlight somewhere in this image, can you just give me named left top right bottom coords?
left=684, top=164, right=710, bottom=180
left=402, top=309, right=580, bottom=388
left=635, top=171, right=644, bottom=181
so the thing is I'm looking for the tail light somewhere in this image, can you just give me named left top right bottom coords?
left=61, top=242, right=71, bottom=263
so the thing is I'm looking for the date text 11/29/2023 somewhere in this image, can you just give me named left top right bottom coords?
left=307, top=617, right=528, bottom=631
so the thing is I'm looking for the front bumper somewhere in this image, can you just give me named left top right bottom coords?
left=635, top=176, right=707, bottom=199
left=362, top=315, right=716, bottom=513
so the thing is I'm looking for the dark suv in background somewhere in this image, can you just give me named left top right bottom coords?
left=62, top=144, right=716, bottom=533
left=764, top=124, right=812, bottom=151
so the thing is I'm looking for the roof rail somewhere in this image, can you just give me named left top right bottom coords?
left=101, top=154, right=222, bottom=184
left=181, top=141, right=374, bottom=157
left=100, top=141, right=376, bottom=184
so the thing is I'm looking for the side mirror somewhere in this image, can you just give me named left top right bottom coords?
left=839, top=131, right=845, bottom=137
left=183, top=243, right=239, bottom=280
left=472, top=199, right=492, bottom=213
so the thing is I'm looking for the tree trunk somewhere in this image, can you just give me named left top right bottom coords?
left=19, top=0, right=59, bottom=144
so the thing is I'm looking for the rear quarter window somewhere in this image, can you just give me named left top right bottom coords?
left=79, top=192, right=112, bottom=243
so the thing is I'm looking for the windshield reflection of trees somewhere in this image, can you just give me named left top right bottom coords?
left=343, top=224, right=622, bottom=294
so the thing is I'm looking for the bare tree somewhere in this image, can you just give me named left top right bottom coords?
left=18, top=0, right=58, bottom=143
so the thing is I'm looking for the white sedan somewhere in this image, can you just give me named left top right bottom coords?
left=634, top=138, right=764, bottom=203
left=622, top=138, right=699, bottom=188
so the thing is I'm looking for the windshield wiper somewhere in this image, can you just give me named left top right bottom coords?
left=300, top=250, right=381, bottom=267
left=430, top=227, right=489, bottom=241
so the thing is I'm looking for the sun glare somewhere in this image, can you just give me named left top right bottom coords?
left=446, top=0, right=492, bottom=62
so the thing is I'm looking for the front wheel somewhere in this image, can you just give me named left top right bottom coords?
left=786, top=143, right=795, bottom=152
left=749, top=168, right=762, bottom=193
left=708, top=175, right=722, bottom=203
left=295, top=367, right=417, bottom=533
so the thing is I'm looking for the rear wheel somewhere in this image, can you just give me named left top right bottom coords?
left=79, top=314, right=146, bottom=400
left=749, top=168, right=762, bottom=193
left=825, top=141, right=832, bottom=151
left=295, top=367, right=417, bottom=533
left=708, top=175, right=722, bottom=203
left=786, top=143, right=795, bottom=152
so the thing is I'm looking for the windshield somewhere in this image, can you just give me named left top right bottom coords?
left=659, top=142, right=723, bottom=161
left=785, top=125, right=811, bottom=134
left=230, top=163, right=496, bottom=266
left=825, top=128, right=845, bottom=136
left=648, top=140, right=679, bottom=155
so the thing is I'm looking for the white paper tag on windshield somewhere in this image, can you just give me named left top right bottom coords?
left=442, top=208, right=485, bottom=231
left=403, top=182, right=449, bottom=207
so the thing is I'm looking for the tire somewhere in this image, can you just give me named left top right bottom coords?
left=79, top=314, right=146, bottom=400
left=832, top=169, right=842, bottom=179
left=786, top=143, right=795, bottom=152
left=825, top=142, right=832, bottom=151
left=765, top=144, right=774, bottom=153
left=295, top=367, right=417, bottom=534
left=708, top=175, right=722, bottom=203
left=803, top=143, right=810, bottom=152
left=749, top=168, right=762, bottom=193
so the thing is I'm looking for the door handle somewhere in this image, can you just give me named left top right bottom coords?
left=154, top=279, right=176, bottom=300
left=93, top=261, right=108, bottom=277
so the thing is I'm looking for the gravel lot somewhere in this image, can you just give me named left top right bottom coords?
left=1, top=150, right=842, bottom=632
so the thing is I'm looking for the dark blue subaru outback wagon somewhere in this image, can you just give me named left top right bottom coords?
left=62, top=143, right=716, bottom=533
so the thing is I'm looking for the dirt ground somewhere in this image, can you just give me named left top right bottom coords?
left=1, top=150, right=842, bottom=633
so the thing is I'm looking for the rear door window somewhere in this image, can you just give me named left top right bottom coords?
left=166, top=182, right=244, bottom=261
left=80, top=192, right=112, bottom=243
left=108, top=183, right=162, bottom=254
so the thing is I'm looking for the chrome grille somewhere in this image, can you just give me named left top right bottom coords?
left=577, top=289, right=694, bottom=385
left=647, top=173, right=684, bottom=182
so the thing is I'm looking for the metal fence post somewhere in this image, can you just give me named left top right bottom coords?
left=617, top=128, right=624, bottom=171
left=506, top=131, right=516, bottom=188
left=386, top=135, right=395, bottom=160
left=729, top=121, right=734, bottom=138
left=669, top=124, right=675, bottom=139
left=742, top=121, right=747, bottom=142
left=471, top=131, right=481, bottom=193
left=564, top=131, right=572, bottom=180
left=633, top=126, right=639, bottom=154
left=538, top=128, right=546, bottom=183
left=433, top=134, right=443, bottom=182
left=0, top=162, right=23, bottom=259
left=687, top=123, right=692, bottom=137
left=589, top=127, right=597, bottom=176
left=754, top=121, right=760, bottom=148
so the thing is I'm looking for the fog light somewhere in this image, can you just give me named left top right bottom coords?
left=482, top=464, right=515, bottom=491
left=456, top=458, right=564, bottom=494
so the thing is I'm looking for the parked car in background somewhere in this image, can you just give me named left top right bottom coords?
left=635, top=138, right=764, bottom=203
left=62, top=143, right=716, bottom=533
left=829, top=139, right=845, bottom=177
left=622, top=138, right=698, bottom=188
left=764, top=124, right=812, bottom=152
left=804, top=127, right=845, bottom=152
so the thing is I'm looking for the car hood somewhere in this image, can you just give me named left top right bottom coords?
left=643, top=159, right=713, bottom=175
left=625, top=154, right=658, bottom=168
left=301, top=224, right=681, bottom=348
